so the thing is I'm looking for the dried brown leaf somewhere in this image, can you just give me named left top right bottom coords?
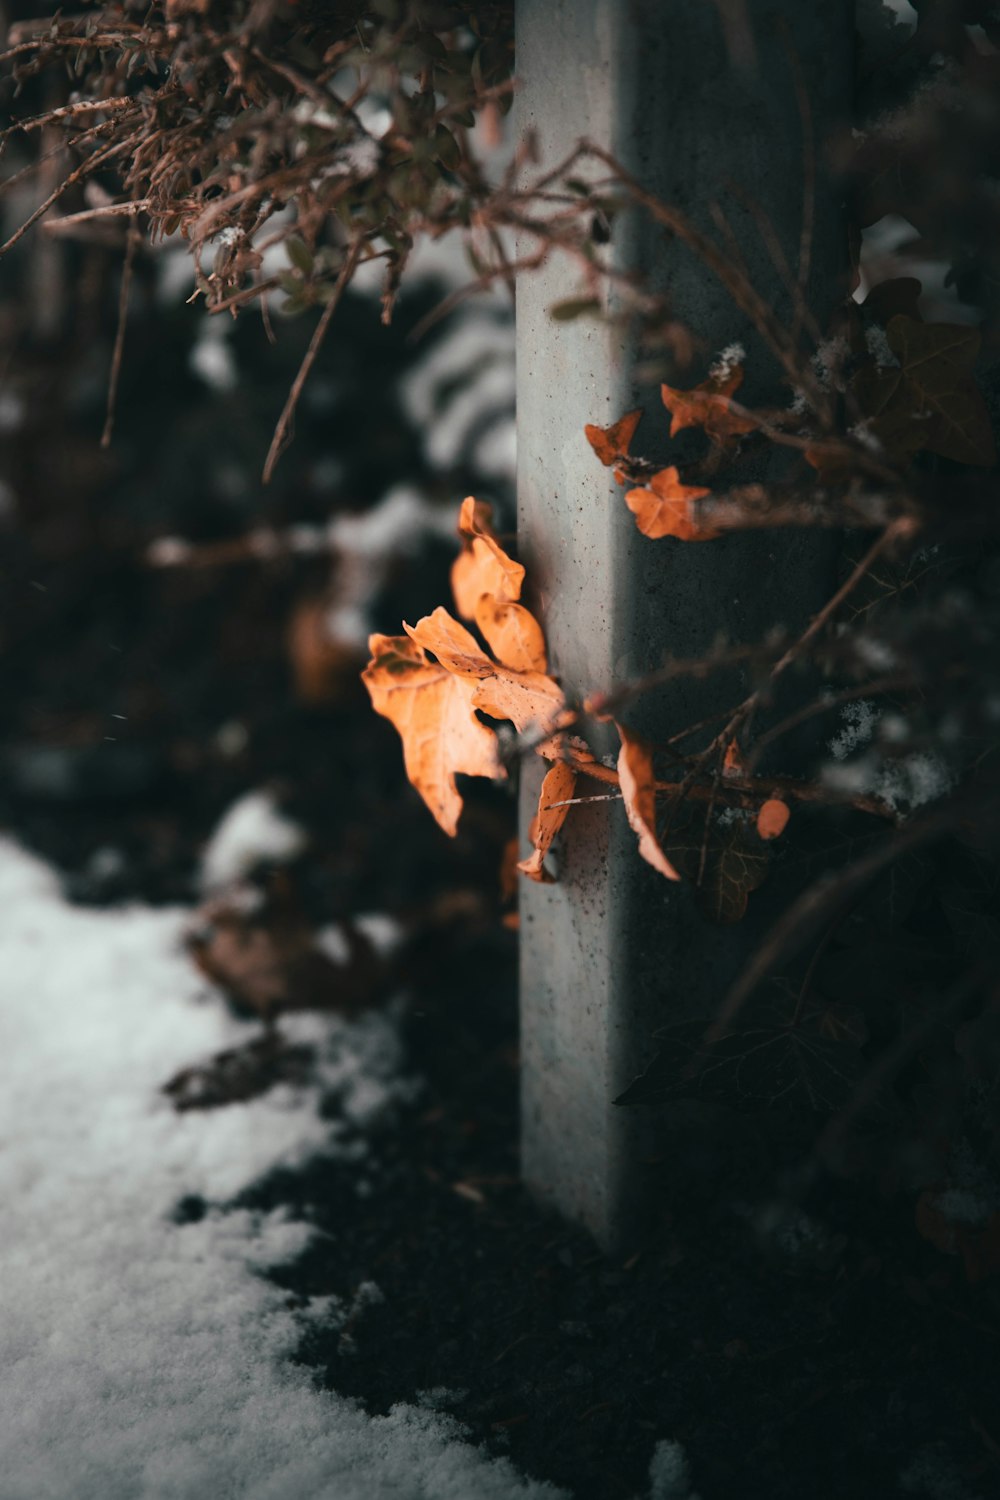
left=583, top=408, right=643, bottom=467
left=517, top=760, right=577, bottom=882
left=616, top=721, right=682, bottom=881
left=625, top=467, right=716, bottom=541
left=362, top=631, right=504, bottom=835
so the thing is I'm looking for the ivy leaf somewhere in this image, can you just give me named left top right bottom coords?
left=849, top=363, right=928, bottom=465
left=625, top=467, right=717, bottom=541
left=861, top=277, right=923, bottom=323
left=851, top=316, right=997, bottom=467
left=661, top=811, right=770, bottom=923
left=660, top=365, right=758, bottom=441
left=615, top=989, right=865, bottom=1113
left=584, top=409, right=643, bottom=467
left=886, top=314, right=996, bottom=466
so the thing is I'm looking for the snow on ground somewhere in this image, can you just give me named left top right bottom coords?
left=0, top=839, right=564, bottom=1500
left=199, top=788, right=307, bottom=892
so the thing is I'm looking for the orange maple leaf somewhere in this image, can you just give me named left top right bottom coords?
left=450, top=495, right=525, bottom=619
left=362, top=632, right=504, bottom=836
left=473, top=595, right=548, bottom=674
left=366, top=493, right=568, bottom=843
left=583, top=408, right=643, bottom=467
left=616, top=722, right=681, bottom=881
left=405, top=607, right=565, bottom=737
left=447, top=497, right=548, bottom=672
left=518, top=760, right=578, bottom=883
left=660, top=366, right=757, bottom=442
left=625, top=467, right=718, bottom=541
left=756, top=798, right=790, bottom=840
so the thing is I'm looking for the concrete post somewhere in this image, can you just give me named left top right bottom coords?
left=516, top=0, right=854, bottom=1252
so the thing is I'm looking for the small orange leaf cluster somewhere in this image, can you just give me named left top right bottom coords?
left=585, top=361, right=758, bottom=543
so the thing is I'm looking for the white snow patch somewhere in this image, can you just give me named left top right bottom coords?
left=829, top=699, right=879, bottom=760
left=401, top=316, right=516, bottom=481
left=864, top=323, right=898, bottom=368
left=323, top=485, right=457, bottom=650
left=811, top=336, right=850, bottom=392
left=900, top=1446, right=981, bottom=1500
left=354, top=911, right=406, bottom=959
left=0, top=839, right=565, bottom=1500
left=645, top=1440, right=701, bottom=1500
left=199, top=789, right=307, bottom=892
left=709, top=342, right=745, bottom=382
left=823, top=749, right=955, bottom=814
left=0, top=389, right=26, bottom=432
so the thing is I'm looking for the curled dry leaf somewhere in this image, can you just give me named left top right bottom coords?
left=362, top=631, right=504, bottom=836
left=616, top=721, right=681, bottom=881
left=187, top=885, right=382, bottom=1020
left=450, top=495, right=525, bottom=619
left=723, top=738, right=745, bottom=776
left=660, top=365, right=757, bottom=442
left=625, top=467, right=717, bottom=542
left=583, top=408, right=643, bottom=467
left=757, top=797, right=791, bottom=840
left=517, top=760, right=578, bottom=882
left=406, top=606, right=565, bottom=736
left=164, top=1033, right=315, bottom=1113
left=474, top=595, right=548, bottom=673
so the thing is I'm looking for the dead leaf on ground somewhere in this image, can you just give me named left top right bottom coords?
left=188, top=883, right=383, bottom=1019
left=164, top=1031, right=315, bottom=1111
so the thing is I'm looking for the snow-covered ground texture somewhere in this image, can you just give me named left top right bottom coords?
left=0, top=839, right=563, bottom=1500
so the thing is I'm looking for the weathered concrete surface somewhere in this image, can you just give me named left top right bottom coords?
left=516, top=0, right=853, bottom=1251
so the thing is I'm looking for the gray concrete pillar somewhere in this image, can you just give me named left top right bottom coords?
left=516, top=0, right=854, bottom=1251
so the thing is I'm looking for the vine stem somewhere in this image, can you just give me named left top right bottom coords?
left=101, top=222, right=139, bottom=449
left=262, top=237, right=363, bottom=484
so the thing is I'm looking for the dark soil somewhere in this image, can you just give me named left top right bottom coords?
left=233, top=937, right=1000, bottom=1500
left=3, top=282, right=999, bottom=1500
